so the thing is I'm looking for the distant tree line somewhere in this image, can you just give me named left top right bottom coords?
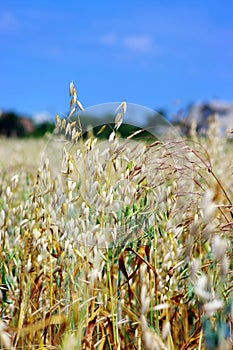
left=0, top=109, right=170, bottom=139
left=1, top=108, right=186, bottom=139
left=0, top=111, right=55, bottom=137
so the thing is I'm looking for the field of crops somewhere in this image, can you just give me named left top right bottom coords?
left=0, top=115, right=233, bottom=349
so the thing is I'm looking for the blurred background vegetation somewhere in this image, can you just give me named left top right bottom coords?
left=0, top=111, right=55, bottom=138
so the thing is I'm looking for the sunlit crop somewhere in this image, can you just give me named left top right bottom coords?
left=0, top=85, right=232, bottom=349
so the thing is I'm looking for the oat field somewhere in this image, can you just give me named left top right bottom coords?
left=0, top=108, right=233, bottom=350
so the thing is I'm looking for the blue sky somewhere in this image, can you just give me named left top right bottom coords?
left=0, top=0, right=233, bottom=121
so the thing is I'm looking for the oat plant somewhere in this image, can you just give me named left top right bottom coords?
left=0, top=82, right=232, bottom=349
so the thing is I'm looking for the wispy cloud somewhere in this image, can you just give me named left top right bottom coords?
left=0, top=11, right=18, bottom=32
left=99, top=32, right=158, bottom=55
left=99, top=32, right=117, bottom=46
left=123, top=35, right=153, bottom=53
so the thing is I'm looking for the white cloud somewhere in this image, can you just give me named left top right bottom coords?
left=32, top=111, right=53, bottom=124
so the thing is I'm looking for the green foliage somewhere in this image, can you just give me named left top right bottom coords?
left=31, top=121, right=55, bottom=137
left=0, top=112, right=26, bottom=137
left=0, top=111, right=55, bottom=138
